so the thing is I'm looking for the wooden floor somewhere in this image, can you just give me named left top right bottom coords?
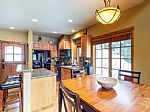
left=2, top=81, right=64, bottom=112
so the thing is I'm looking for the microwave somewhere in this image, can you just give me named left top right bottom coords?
left=60, top=49, right=71, bottom=57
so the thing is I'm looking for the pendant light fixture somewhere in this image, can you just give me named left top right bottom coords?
left=95, top=0, right=121, bottom=24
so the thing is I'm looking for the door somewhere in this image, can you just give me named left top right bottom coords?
left=1, top=42, right=26, bottom=83
left=0, top=41, right=2, bottom=84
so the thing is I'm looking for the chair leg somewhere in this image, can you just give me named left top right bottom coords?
left=58, top=83, right=63, bottom=112
left=2, top=90, right=5, bottom=111
left=19, top=86, right=23, bottom=112
left=2, top=90, right=8, bottom=111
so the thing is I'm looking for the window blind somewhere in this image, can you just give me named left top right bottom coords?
left=91, top=27, right=134, bottom=45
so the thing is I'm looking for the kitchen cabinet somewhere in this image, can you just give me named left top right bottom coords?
left=58, top=35, right=71, bottom=50
left=50, top=44, right=58, bottom=58
left=61, top=67, right=71, bottom=80
left=42, top=42, right=49, bottom=50
left=33, top=42, right=42, bottom=49
left=33, top=42, right=58, bottom=57
left=31, top=75, right=56, bottom=111
left=33, top=42, right=49, bottom=50
left=81, top=35, right=91, bottom=57
left=51, top=66, right=56, bottom=73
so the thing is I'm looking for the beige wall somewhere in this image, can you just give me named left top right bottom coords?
left=0, top=29, right=27, bottom=42
left=72, top=0, right=150, bottom=84
left=33, top=35, right=58, bottom=44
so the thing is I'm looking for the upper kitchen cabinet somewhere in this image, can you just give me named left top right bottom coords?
left=81, top=35, right=91, bottom=57
left=42, top=42, right=50, bottom=50
left=33, top=42, right=49, bottom=50
left=33, top=42, right=58, bottom=57
left=58, top=35, right=71, bottom=50
left=33, top=42, right=42, bottom=49
left=50, top=44, right=58, bottom=57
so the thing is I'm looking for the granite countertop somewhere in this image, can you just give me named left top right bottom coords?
left=32, top=68, right=57, bottom=79
left=16, top=64, right=32, bottom=73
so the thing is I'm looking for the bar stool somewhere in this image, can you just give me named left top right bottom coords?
left=0, top=75, right=23, bottom=112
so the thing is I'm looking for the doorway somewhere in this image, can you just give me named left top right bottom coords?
left=0, top=41, right=26, bottom=83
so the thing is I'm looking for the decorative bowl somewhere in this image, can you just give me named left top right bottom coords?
left=97, top=77, right=117, bottom=89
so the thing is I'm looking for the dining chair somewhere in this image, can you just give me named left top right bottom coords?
left=59, top=82, right=83, bottom=112
left=118, top=70, right=141, bottom=83
left=0, top=75, right=23, bottom=112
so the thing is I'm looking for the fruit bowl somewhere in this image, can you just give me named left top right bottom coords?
left=97, top=77, right=117, bottom=89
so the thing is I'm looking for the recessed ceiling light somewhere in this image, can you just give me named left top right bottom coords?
left=9, top=27, right=15, bottom=29
left=53, top=31, right=57, bottom=34
left=32, top=19, right=38, bottom=22
left=68, top=19, right=73, bottom=22
left=72, top=30, right=75, bottom=32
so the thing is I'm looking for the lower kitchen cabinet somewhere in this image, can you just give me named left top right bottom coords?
left=61, top=67, right=71, bottom=80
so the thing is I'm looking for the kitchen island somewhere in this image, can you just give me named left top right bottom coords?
left=16, top=65, right=57, bottom=112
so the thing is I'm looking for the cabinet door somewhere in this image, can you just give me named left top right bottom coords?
left=64, top=41, right=71, bottom=49
left=33, top=42, right=42, bottom=49
left=53, top=45, right=57, bottom=57
left=61, top=68, right=71, bottom=80
left=42, top=42, right=49, bottom=50
left=51, top=66, right=56, bottom=73
left=81, top=35, right=91, bottom=57
left=60, top=41, right=64, bottom=49
left=66, top=69, right=71, bottom=79
left=51, top=44, right=57, bottom=58
left=49, top=44, right=53, bottom=51
left=58, top=39, right=65, bottom=50
left=81, top=36, right=87, bottom=57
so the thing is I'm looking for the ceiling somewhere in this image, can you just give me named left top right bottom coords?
left=0, top=0, right=144, bottom=35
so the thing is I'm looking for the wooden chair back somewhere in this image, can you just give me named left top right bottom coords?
left=59, top=82, right=82, bottom=112
left=118, top=70, right=141, bottom=83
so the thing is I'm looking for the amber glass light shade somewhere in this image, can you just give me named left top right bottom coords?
left=96, top=7, right=121, bottom=24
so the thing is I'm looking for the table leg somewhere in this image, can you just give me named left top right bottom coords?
left=58, top=82, right=62, bottom=112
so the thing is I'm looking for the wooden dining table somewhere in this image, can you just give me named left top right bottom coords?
left=59, top=75, right=150, bottom=112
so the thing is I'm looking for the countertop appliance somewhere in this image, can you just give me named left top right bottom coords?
left=32, top=50, right=51, bottom=70
left=79, top=57, right=94, bottom=75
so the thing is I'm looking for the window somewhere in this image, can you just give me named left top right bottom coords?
left=96, top=43, right=109, bottom=77
left=77, top=47, right=81, bottom=63
left=96, top=39, right=132, bottom=79
left=5, top=46, right=22, bottom=62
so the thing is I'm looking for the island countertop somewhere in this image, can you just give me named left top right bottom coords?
left=16, top=64, right=57, bottom=79
left=31, top=68, right=57, bottom=79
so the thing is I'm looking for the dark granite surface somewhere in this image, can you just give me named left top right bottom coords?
left=32, top=68, right=57, bottom=79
